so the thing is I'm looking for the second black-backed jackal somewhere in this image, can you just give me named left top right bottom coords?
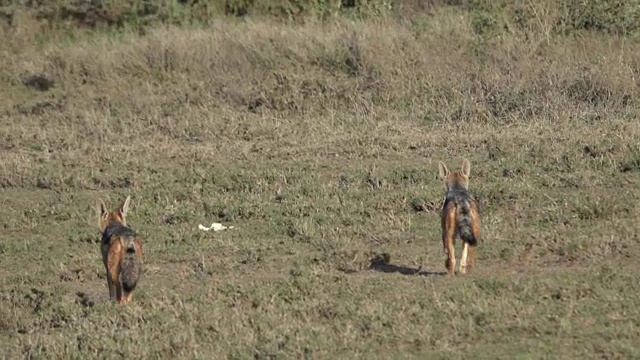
left=438, top=159, right=481, bottom=275
left=98, top=196, right=143, bottom=304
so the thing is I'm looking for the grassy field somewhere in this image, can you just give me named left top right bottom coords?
left=1, top=1, right=640, bottom=358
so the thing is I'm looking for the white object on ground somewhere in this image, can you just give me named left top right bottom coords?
left=198, top=223, right=235, bottom=232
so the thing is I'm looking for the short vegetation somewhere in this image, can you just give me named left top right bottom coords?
left=1, top=0, right=640, bottom=358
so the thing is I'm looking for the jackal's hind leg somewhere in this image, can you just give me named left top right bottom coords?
left=106, top=270, right=116, bottom=301
left=460, top=242, right=469, bottom=274
left=468, top=245, right=476, bottom=272
left=444, top=239, right=456, bottom=275
left=443, top=209, right=457, bottom=275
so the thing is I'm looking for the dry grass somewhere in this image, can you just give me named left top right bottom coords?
left=1, top=4, right=640, bottom=359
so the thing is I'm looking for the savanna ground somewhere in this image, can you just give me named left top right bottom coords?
left=1, top=1, right=640, bottom=358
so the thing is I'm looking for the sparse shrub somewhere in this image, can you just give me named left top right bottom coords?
left=563, top=0, right=640, bottom=35
left=619, top=145, right=640, bottom=173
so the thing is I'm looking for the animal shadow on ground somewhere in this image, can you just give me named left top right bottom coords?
left=363, top=253, right=447, bottom=276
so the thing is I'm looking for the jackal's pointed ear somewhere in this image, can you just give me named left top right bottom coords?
left=461, top=159, right=471, bottom=177
left=98, top=199, right=108, bottom=219
left=438, top=162, right=450, bottom=178
left=119, top=196, right=131, bottom=219
left=97, top=199, right=109, bottom=229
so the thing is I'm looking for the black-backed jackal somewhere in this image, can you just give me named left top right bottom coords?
left=438, top=159, right=481, bottom=275
left=98, top=196, right=143, bottom=304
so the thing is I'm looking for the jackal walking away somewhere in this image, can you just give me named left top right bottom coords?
left=98, top=196, right=143, bottom=304
left=438, top=159, right=481, bottom=275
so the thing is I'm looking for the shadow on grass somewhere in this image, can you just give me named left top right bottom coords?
left=369, top=261, right=447, bottom=277
left=76, top=291, right=104, bottom=308
left=338, top=252, right=447, bottom=277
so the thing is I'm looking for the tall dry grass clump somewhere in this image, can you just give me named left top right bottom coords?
left=1, top=2, right=639, bottom=187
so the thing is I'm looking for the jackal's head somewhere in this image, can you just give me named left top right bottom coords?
left=438, top=159, right=471, bottom=192
left=98, top=196, right=131, bottom=232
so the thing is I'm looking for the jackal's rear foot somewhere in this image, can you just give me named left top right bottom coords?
left=445, top=258, right=455, bottom=275
left=459, top=260, right=468, bottom=274
left=465, top=264, right=474, bottom=274
left=119, top=294, right=133, bottom=304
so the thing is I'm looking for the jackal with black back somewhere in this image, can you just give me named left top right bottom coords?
left=98, top=196, right=143, bottom=304
left=438, top=159, right=481, bottom=275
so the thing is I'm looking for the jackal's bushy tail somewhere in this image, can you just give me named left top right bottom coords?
left=457, top=200, right=477, bottom=246
left=120, top=236, right=141, bottom=293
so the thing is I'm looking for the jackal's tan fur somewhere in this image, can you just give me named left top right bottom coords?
left=98, top=196, right=143, bottom=304
left=438, top=159, right=481, bottom=275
